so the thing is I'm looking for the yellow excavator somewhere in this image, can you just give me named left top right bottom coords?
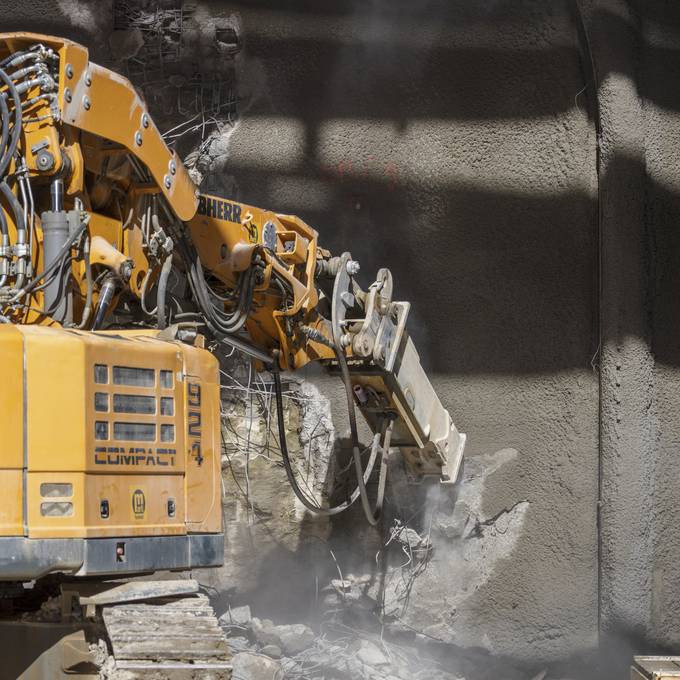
left=0, top=32, right=465, bottom=677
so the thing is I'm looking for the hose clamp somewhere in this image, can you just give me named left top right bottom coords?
left=13, top=243, right=30, bottom=258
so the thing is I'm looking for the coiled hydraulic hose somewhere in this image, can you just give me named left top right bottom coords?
left=272, top=346, right=392, bottom=524
left=332, top=342, right=391, bottom=526
left=272, top=353, right=384, bottom=517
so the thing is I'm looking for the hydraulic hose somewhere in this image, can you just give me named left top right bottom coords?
left=140, top=266, right=158, bottom=315
left=0, top=89, right=10, bottom=188
left=156, top=252, right=173, bottom=329
left=91, top=276, right=116, bottom=330
left=176, top=234, right=254, bottom=337
left=0, top=63, right=24, bottom=290
left=1, top=181, right=27, bottom=290
left=272, top=352, right=387, bottom=518
left=0, top=182, right=25, bottom=239
left=0, top=92, right=9, bottom=287
left=0, top=51, right=38, bottom=70
left=0, top=65, right=23, bottom=177
left=76, top=234, right=93, bottom=329
left=333, top=342, right=389, bottom=526
left=328, top=257, right=393, bottom=525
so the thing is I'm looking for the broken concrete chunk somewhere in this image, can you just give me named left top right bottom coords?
left=356, top=640, right=390, bottom=667
left=219, top=604, right=252, bottom=628
left=275, top=623, right=315, bottom=655
left=251, top=618, right=281, bottom=647
left=438, top=501, right=472, bottom=538
left=226, top=636, right=252, bottom=653
left=392, top=524, right=433, bottom=558
left=231, top=651, right=283, bottom=680
left=260, top=644, right=282, bottom=659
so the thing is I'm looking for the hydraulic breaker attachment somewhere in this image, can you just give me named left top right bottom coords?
left=329, top=252, right=466, bottom=484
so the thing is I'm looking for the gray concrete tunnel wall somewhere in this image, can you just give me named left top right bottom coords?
left=222, top=0, right=600, bottom=667
left=5, top=0, right=680, bottom=674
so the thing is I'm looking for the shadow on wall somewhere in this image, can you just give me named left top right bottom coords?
left=223, top=1, right=680, bottom=375
left=232, top=162, right=600, bottom=375
left=222, top=0, right=600, bottom=376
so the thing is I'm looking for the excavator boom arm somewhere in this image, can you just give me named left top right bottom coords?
left=0, top=31, right=465, bottom=509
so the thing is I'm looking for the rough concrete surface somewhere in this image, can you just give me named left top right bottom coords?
left=220, top=0, right=600, bottom=672
left=6, top=0, right=680, bottom=678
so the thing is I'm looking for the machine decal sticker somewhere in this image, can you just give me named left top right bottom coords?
left=94, top=447, right=177, bottom=466
left=187, top=382, right=203, bottom=466
left=245, top=221, right=258, bottom=244
left=131, top=488, right=146, bottom=520
left=197, top=195, right=242, bottom=224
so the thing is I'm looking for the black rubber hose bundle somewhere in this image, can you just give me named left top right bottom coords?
left=0, top=64, right=23, bottom=177
left=176, top=234, right=254, bottom=337
left=0, top=64, right=24, bottom=242
left=271, top=348, right=391, bottom=522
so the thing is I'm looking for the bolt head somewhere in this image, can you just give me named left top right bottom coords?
left=82, top=95, right=91, bottom=110
left=64, top=88, right=72, bottom=103
left=36, top=150, right=55, bottom=171
left=164, top=175, right=172, bottom=189
left=346, top=260, right=360, bottom=276
left=135, top=131, right=143, bottom=146
left=65, top=63, right=73, bottom=79
left=169, top=160, right=177, bottom=175
left=141, top=113, right=149, bottom=129
left=85, top=72, right=92, bottom=87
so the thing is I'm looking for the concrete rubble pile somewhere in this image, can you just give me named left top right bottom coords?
left=219, top=599, right=467, bottom=680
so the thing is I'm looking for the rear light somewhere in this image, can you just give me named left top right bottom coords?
left=40, top=483, right=72, bottom=498
left=40, top=501, right=73, bottom=517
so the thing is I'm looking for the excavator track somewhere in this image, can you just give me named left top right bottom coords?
left=0, top=580, right=232, bottom=678
left=60, top=580, right=232, bottom=679
left=102, top=593, right=231, bottom=678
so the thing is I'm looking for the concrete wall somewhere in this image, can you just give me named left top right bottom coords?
left=221, top=0, right=600, bottom=673
left=587, top=2, right=680, bottom=674
left=6, top=0, right=680, bottom=676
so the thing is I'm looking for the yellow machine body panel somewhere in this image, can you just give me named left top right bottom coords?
left=0, top=471, right=23, bottom=537
left=0, top=327, right=24, bottom=536
left=181, top=343, right=222, bottom=533
left=0, top=325, right=223, bottom=578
